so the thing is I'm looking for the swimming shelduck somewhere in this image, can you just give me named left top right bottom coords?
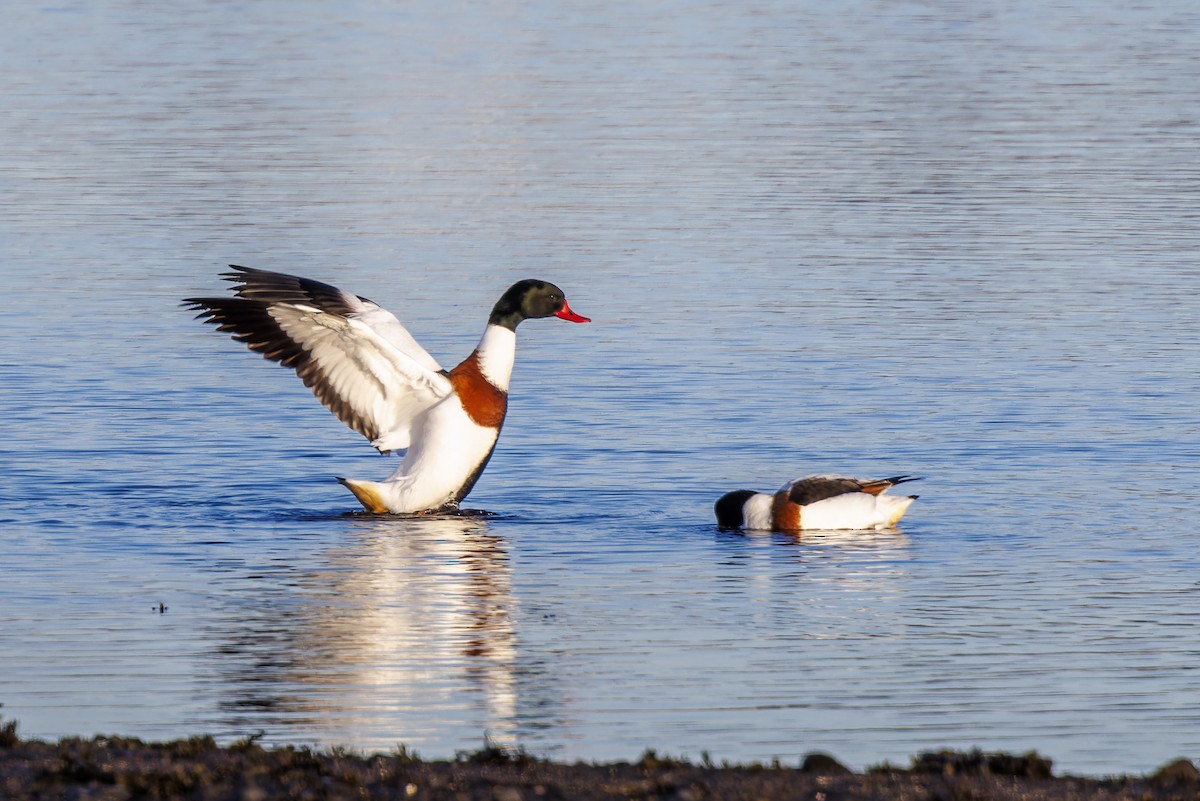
left=714, top=474, right=920, bottom=532
left=184, top=266, right=589, bottom=514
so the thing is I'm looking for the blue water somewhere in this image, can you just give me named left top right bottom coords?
left=2, top=0, right=1199, bottom=775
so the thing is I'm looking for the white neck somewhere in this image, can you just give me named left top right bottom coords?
left=475, top=324, right=517, bottom=390
left=744, top=493, right=775, bottom=530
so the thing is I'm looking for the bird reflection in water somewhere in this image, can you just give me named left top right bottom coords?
left=715, top=527, right=914, bottom=626
left=208, top=514, right=518, bottom=750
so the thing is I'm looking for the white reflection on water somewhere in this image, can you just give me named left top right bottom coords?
left=204, top=515, right=520, bottom=749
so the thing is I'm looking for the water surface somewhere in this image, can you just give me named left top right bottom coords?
left=2, top=0, right=1199, bottom=775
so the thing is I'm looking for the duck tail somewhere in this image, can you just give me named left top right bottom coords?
left=883, top=475, right=923, bottom=488
left=883, top=494, right=918, bottom=527
left=337, top=477, right=390, bottom=514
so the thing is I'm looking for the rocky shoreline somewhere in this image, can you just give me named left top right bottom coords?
left=2, top=720, right=1197, bottom=800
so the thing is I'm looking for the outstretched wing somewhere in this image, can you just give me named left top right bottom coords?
left=782, top=474, right=920, bottom=506
left=184, top=265, right=452, bottom=451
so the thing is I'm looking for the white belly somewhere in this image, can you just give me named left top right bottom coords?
left=379, top=397, right=500, bottom=512
left=803, top=492, right=913, bottom=530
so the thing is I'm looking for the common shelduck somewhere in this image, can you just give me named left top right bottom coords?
left=184, top=266, right=589, bottom=514
left=714, top=474, right=920, bottom=532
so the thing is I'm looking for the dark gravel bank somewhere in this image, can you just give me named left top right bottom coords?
left=2, top=720, right=1198, bottom=800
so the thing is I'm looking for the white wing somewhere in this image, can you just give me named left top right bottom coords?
left=185, top=266, right=452, bottom=452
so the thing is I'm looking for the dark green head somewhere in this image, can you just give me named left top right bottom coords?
left=488, top=280, right=590, bottom=331
left=714, top=490, right=756, bottom=530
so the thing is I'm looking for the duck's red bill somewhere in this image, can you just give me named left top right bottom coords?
left=555, top=301, right=590, bottom=323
